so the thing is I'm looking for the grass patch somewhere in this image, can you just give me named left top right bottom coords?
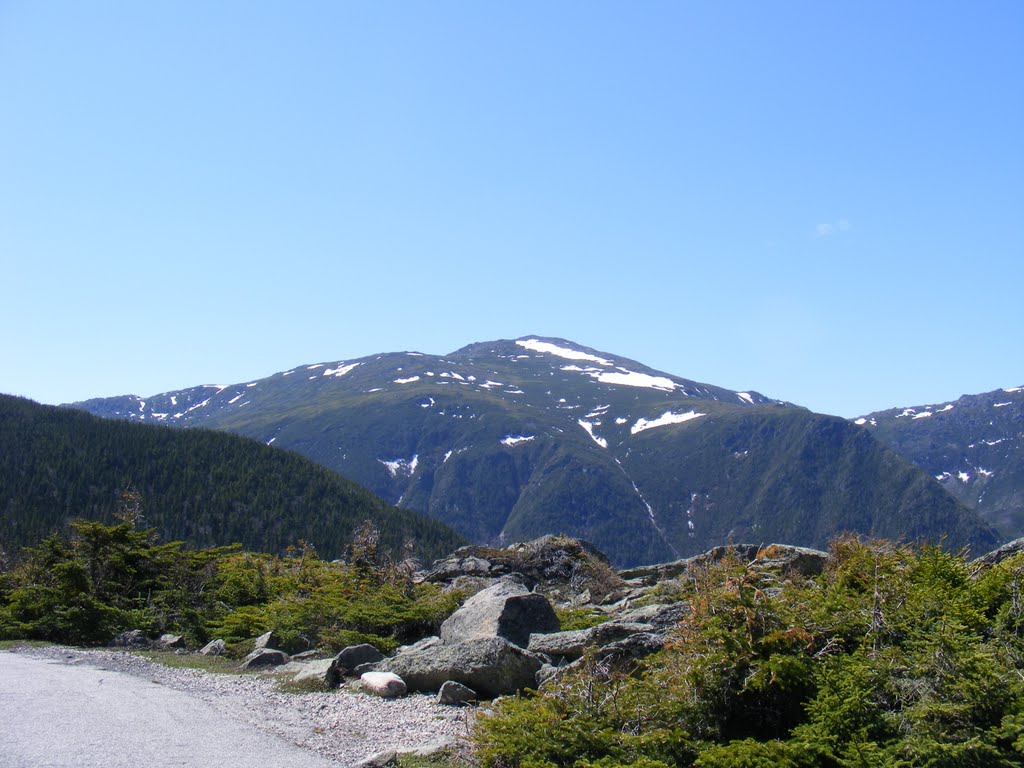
left=395, top=750, right=463, bottom=768
left=0, top=639, right=53, bottom=651
left=274, top=674, right=334, bottom=694
left=554, top=607, right=610, bottom=632
left=134, top=650, right=248, bottom=675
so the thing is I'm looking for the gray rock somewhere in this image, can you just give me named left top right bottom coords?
left=753, top=544, right=829, bottom=578
left=422, top=548, right=510, bottom=583
left=535, top=663, right=561, bottom=687
left=360, top=671, right=407, bottom=698
left=436, top=680, right=477, bottom=706
left=253, top=630, right=276, bottom=650
left=351, top=661, right=381, bottom=676
left=439, top=580, right=559, bottom=648
left=595, top=632, right=664, bottom=667
left=380, top=636, right=544, bottom=699
left=156, top=634, right=186, bottom=650
left=396, top=636, right=442, bottom=654
left=197, top=639, right=225, bottom=656
left=292, top=658, right=338, bottom=687
left=333, top=643, right=384, bottom=675
left=357, top=750, right=397, bottom=768
left=972, top=537, right=1024, bottom=569
left=289, top=649, right=320, bottom=661
left=109, top=630, right=150, bottom=649
left=240, top=648, right=289, bottom=670
left=527, top=621, right=655, bottom=661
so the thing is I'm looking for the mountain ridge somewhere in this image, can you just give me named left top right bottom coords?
left=68, top=336, right=999, bottom=566
left=855, top=385, right=1024, bottom=539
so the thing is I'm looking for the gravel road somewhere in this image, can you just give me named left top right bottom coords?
left=0, top=645, right=471, bottom=768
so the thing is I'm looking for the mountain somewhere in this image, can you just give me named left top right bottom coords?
left=855, top=386, right=1024, bottom=539
left=0, top=394, right=465, bottom=561
left=69, top=337, right=999, bottom=566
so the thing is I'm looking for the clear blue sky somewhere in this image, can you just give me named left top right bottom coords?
left=2, top=2, right=1021, bottom=418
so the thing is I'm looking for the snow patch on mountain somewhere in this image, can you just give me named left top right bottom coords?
left=394, top=376, right=420, bottom=384
left=596, top=370, right=676, bottom=392
left=737, top=392, right=755, bottom=405
left=501, top=435, right=535, bottom=447
left=577, top=419, right=608, bottom=448
left=324, top=363, right=360, bottom=378
left=379, top=455, right=419, bottom=477
left=631, top=410, right=705, bottom=435
left=516, top=338, right=612, bottom=366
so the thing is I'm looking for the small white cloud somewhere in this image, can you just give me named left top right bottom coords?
left=816, top=218, right=851, bottom=237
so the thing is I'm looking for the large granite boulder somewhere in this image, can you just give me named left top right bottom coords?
left=333, top=644, right=384, bottom=676
left=292, top=658, right=338, bottom=687
left=439, top=580, right=559, bottom=648
left=380, top=637, right=544, bottom=698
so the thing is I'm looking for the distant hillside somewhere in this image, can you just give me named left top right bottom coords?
left=0, top=394, right=465, bottom=561
left=856, top=386, right=1024, bottom=539
left=69, top=337, right=999, bottom=566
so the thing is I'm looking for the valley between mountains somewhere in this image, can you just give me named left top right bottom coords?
left=66, top=336, right=1015, bottom=567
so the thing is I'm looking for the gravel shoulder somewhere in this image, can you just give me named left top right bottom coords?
left=2, top=644, right=471, bottom=767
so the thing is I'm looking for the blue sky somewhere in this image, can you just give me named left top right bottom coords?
left=2, top=2, right=1021, bottom=417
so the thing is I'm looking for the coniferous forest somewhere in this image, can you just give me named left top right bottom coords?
left=0, top=394, right=464, bottom=563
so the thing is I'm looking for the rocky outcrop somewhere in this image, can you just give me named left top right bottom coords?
left=439, top=579, right=559, bottom=648
left=618, top=543, right=828, bottom=585
left=422, top=535, right=625, bottom=603
left=380, top=637, right=544, bottom=699
left=972, top=536, right=1024, bottom=569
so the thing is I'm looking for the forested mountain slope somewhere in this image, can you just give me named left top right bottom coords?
left=0, top=394, right=464, bottom=561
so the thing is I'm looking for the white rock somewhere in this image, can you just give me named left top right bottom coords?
left=360, top=671, right=407, bottom=698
